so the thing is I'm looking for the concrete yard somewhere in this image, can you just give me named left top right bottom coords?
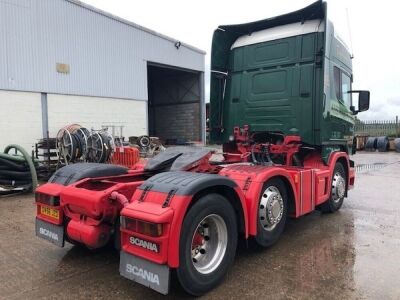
left=1, top=152, right=399, bottom=299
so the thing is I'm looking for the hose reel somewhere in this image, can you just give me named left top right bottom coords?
left=57, top=124, right=116, bottom=164
left=86, top=130, right=114, bottom=163
left=56, top=124, right=90, bottom=164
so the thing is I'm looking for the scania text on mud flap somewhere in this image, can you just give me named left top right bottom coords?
left=129, top=236, right=159, bottom=253
left=120, top=252, right=170, bottom=294
left=35, top=218, right=65, bottom=247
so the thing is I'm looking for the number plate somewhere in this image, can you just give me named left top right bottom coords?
left=35, top=218, right=64, bottom=247
left=40, top=205, right=60, bottom=220
left=120, top=251, right=170, bottom=295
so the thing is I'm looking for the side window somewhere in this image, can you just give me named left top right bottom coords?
left=341, top=73, right=351, bottom=107
left=333, top=66, right=352, bottom=108
left=334, top=67, right=341, bottom=100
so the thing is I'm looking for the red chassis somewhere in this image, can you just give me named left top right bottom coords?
left=35, top=137, right=355, bottom=295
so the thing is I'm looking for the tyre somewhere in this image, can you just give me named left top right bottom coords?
left=176, top=193, right=237, bottom=296
left=137, top=135, right=151, bottom=148
left=255, top=178, right=288, bottom=247
left=320, top=162, right=347, bottom=213
left=113, top=217, right=121, bottom=251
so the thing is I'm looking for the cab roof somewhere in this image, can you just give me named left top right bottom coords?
left=211, top=0, right=326, bottom=71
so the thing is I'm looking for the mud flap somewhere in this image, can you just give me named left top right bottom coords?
left=119, top=251, right=170, bottom=295
left=35, top=218, right=64, bottom=247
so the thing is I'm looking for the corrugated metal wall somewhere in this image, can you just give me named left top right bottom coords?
left=0, top=0, right=205, bottom=101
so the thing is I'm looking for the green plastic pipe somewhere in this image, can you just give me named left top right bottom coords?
left=0, top=152, right=28, bottom=163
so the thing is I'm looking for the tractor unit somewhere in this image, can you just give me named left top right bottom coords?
left=35, top=1, right=370, bottom=296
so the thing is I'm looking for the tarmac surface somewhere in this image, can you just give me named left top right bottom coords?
left=1, top=152, right=399, bottom=299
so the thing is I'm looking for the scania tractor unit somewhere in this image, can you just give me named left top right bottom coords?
left=34, top=1, right=370, bottom=296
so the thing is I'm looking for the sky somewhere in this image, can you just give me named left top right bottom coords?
left=81, top=0, right=400, bottom=121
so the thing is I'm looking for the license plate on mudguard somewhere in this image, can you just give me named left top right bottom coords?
left=40, top=206, right=60, bottom=220
left=35, top=218, right=64, bottom=247
left=120, top=251, right=170, bottom=295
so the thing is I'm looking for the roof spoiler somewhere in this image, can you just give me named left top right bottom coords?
left=211, top=0, right=326, bottom=71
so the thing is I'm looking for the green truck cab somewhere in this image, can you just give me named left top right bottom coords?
left=210, top=0, right=369, bottom=160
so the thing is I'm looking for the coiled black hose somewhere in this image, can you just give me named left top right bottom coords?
left=57, top=125, right=90, bottom=164
left=0, top=170, right=32, bottom=179
left=376, top=136, right=389, bottom=152
left=86, top=131, right=113, bottom=163
left=3, top=144, right=38, bottom=191
left=365, top=137, right=377, bottom=151
left=0, top=157, right=27, bottom=171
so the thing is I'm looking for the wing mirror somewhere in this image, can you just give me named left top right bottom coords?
left=349, top=90, right=370, bottom=115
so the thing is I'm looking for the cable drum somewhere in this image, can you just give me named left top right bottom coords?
left=56, top=124, right=89, bottom=164
left=364, top=137, right=377, bottom=151
left=58, top=128, right=75, bottom=162
left=394, top=138, right=400, bottom=153
left=376, top=136, right=389, bottom=152
left=86, top=132, right=104, bottom=163
left=86, top=131, right=114, bottom=163
left=76, top=127, right=90, bottom=156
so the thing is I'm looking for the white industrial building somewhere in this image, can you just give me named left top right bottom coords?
left=0, top=0, right=205, bottom=151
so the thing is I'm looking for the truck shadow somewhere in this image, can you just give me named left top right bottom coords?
left=219, top=209, right=357, bottom=299
left=51, top=209, right=356, bottom=299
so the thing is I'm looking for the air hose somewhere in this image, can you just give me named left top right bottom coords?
left=3, top=144, right=38, bottom=191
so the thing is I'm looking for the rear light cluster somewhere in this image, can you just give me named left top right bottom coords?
left=35, top=192, right=60, bottom=206
left=121, top=216, right=163, bottom=237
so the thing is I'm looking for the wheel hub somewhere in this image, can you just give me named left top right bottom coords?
left=259, top=186, right=284, bottom=231
left=191, top=214, right=227, bottom=274
left=332, top=172, right=346, bottom=203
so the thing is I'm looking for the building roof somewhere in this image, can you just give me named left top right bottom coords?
left=66, top=0, right=206, bottom=55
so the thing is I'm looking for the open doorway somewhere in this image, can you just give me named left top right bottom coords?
left=147, top=63, right=202, bottom=144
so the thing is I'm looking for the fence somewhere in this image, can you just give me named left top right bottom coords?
left=354, top=116, right=399, bottom=137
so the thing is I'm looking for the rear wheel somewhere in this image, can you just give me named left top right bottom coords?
left=113, top=217, right=121, bottom=251
left=176, top=193, right=237, bottom=296
left=255, top=178, right=288, bottom=247
left=320, top=162, right=347, bottom=213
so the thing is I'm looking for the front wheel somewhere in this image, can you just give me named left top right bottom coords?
left=320, top=162, right=347, bottom=213
left=176, top=193, right=237, bottom=296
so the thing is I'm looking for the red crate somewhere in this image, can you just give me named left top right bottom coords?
left=111, top=146, right=140, bottom=168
